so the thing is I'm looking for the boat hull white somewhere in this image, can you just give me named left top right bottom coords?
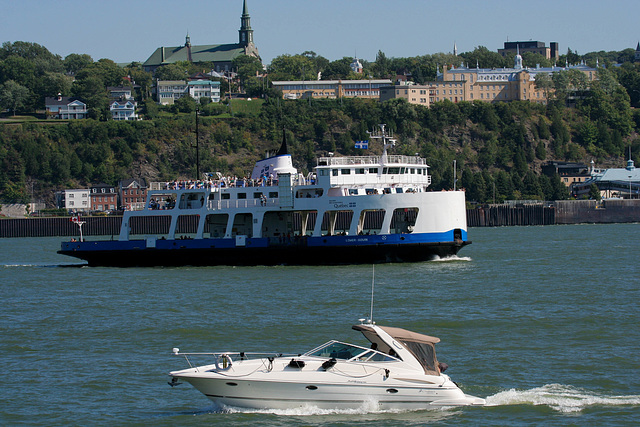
left=171, top=362, right=485, bottom=411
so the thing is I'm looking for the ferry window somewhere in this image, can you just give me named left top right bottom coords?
left=396, top=188, right=403, bottom=193
left=341, top=169, right=351, bottom=175
left=253, top=192, right=263, bottom=198
left=332, top=169, right=339, bottom=176
left=411, top=168, right=415, bottom=174
left=237, top=193, right=247, bottom=199
left=355, top=168, right=365, bottom=174
left=388, top=167, right=400, bottom=174
left=383, top=168, right=388, bottom=174
left=269, top=192, right=278, bottom=198
left=400, top=167, right=405, bottom=174
left=222, top=193, right=230, bottom=200
left=384, top=188, right=392, bottom=194
left=369, top=168, right=378, bottom=174
left=349, top=189, right=358, bottom=195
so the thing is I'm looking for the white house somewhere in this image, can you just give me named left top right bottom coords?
left=110, top=99, right=139, bottom=121
left=45, top=94, right=88, bottom=119
left=55, top=189, right=90, bottom=212
left=188, top=80, right=221, bottom=103
left=156, top=79, right=221, bottom=105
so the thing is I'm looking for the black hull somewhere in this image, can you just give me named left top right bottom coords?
left=58, top=241, right=470, bottom=267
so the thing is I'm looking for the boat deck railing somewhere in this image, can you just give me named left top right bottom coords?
left=172, top=350, right=298, bottom=370
left=207, top=198, right=279, bottom=210
left=318, top=155, right=427, bottom=166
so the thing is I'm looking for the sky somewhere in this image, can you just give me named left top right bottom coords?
left=1, top=0, right=638, bottom=65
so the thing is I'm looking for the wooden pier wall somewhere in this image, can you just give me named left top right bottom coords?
left=466, top=204, right=555, bottom=227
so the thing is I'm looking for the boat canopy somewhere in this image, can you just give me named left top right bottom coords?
left=353, top=324, right=441, bottom=375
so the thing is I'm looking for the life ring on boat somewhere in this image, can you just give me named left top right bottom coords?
left=215, top=354, right=233, bottom=371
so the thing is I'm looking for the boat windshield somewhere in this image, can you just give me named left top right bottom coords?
left=397, top=339, right=438, bottom=374
left=305, top=341, right=397, bottom=362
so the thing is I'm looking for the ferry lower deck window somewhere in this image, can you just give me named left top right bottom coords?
left=237, top=193, right=247, bottom=199
left=222, top=193, right=230, bottom=200
left=369, top=168, right=378, bottom=174
left=269, top=192, right=278, bottom=198
left=253, top=192, right=262, bottom=198
left=356, top=168, right=365, bottom=174
left=349, top=189, right=358, bottom=195
left=341, top=169, right=351, bottom=175
left=332, top=170, right=338, bottom=176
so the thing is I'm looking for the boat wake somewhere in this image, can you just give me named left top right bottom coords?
left=485, top=384, right=640, bottom=413
left=1, top=263, right=86, bottom=268
left=217, top=400, right=451, bottom=416
left=431, top=255, right=472, bottom=262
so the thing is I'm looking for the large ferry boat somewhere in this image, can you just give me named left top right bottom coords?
left=58, top=126, right=470, bottom=266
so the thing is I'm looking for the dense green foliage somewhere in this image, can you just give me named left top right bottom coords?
left=3, top=95, right=640, bottom=206
left=2, top=41, right=640, bottom=207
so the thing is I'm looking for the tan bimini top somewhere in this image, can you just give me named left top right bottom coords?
left=353, top=324, right=441, bottom=375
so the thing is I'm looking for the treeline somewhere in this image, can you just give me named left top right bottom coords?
left=3, top=94, right=640, bottom=206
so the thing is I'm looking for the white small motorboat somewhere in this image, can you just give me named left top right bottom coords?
left=169, top=320, right=485, bottom=410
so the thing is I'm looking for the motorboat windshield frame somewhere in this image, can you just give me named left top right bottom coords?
left=304, top=340, right=400, bottom=362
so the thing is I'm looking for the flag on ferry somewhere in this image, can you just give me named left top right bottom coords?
left=355, top=140, right=369, bottom=149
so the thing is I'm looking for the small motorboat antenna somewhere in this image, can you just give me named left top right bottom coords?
left=369, top=264, right=375, bottom=323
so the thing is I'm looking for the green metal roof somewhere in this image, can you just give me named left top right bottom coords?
left=143, top=43, right=245, bottom=67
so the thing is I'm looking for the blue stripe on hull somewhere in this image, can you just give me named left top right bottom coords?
left=58, top=231, right=470, bottom=267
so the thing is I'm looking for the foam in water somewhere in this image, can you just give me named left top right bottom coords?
left=485, top=384, right=640, bottom=413
left=213, top=398, right=453, bottom=416
left=431, top=255, right=472, bottom=262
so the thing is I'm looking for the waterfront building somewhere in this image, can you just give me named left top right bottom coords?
left=45, top=94, right=88, bottom=119
left=119, top=178, right=147, bottom=211
left=542, top=161, right=591, bottom=188
left=90, top=184, right=117, bottom=212
left=143, top=0, right=260, bottom=74
left=55, top=189, right=90, bottom=212
left=272, top=79, right=392, bottom=100
left=571, top=159, right=640, bottom=199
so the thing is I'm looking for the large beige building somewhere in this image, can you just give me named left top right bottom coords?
left=272, top=79, right=393, bottom=100
left=380, top=53, right=598, bottom=107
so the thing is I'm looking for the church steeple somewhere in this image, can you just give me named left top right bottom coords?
left=239, top=0, right=253, bottom=47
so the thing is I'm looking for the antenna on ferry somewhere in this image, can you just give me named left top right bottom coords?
left=368, top=124, right=396, bottom=164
